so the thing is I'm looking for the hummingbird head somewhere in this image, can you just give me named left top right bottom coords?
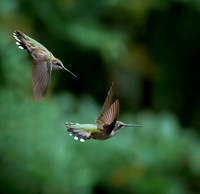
left=115, top=121, right=142, bottom=131
left=52, top=58, right=66, bottom=70
left=114, top=121, right=127, bottom=130
left=52, top=58, right=77, bottom=77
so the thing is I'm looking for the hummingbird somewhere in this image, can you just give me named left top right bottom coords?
left=13, top=30, right=76, bottom=100
left=65, top=83, right=142, bottom=142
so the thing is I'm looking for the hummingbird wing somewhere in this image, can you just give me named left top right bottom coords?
left=96, top=82, right=114, bottom=121
left=96, top=99, right=119, bottom=133
left=32, top=59, right=52, bottom=99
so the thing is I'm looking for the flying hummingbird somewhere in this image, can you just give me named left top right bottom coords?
left=13, top=30, right=76, bottom=100
left=65, top=83, right=142, bottom=142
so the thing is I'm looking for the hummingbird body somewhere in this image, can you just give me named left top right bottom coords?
left=65, top=123, right=114, bottom=141
left=65, top=83, right=141, bottom=142
left=13, top=30, right=76, bottom=99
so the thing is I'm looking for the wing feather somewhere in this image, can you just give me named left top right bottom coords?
left=32, top=60, right=51, bottom=99
left=99, top=82, right=114, bottom=116
left=96, top=83, right=114, bottom=126
left=96, top=99, right=119, bottom=131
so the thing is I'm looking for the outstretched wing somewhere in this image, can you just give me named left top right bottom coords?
left=32, top=59, right=52, bottom=99
left=96, top=83, right=114, bottom=124
left=100, top=82, right=114, bottom=116
left=96, top=99, right=119, bottom=132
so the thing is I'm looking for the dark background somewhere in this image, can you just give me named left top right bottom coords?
left=0, top=0, right=200, bottom=193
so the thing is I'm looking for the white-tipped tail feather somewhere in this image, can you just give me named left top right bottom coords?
left=13, top=35, right=21, bottom=42
left=80, top=138, right=85, bottom=142
left=18, top=46, right=24, bottom=50
left=65, top=122, right=91, bottom=142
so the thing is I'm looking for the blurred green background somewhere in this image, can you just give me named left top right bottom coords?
left=1, top=0, right=200, bottom=193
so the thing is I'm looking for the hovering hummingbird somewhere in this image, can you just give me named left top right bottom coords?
left=13, top=30, right=76, bottom=100
left=65, top=83, right=142, bottom=142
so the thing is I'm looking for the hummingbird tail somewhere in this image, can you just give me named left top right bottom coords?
left=65, top=122, right=91, bottom=142
left=13, top=30, right=30, bottom=52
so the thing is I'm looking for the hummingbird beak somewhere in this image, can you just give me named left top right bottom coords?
left=125, top=124, right=142, bottom=127
left=63, top=67, right=77, bottom=77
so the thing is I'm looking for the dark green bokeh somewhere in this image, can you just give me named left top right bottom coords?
left=1, top=0, right=200, bottom=193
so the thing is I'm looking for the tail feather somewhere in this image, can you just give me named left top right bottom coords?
left=67, top=128, right=90, bottom=142
left=65, top=122, right=91, bottom=142
left=13, top=30, right=30, bottom=52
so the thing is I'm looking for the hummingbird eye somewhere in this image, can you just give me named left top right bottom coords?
left=52, top=61, right=63, bottom=70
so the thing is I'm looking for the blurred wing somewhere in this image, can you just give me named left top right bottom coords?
left=96, top=99, right=119, bottom=131
left=97, top=82, right=114, bottom=121
left=32, top=59, right=52, bottom=100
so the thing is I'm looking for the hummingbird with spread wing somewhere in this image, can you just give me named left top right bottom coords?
left=65, top=83, right=141, bottom=142
left=13, top=30, right=76, bottom=100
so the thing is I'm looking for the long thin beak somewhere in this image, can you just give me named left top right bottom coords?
left=63, top=67, right=77, bottom=77
left=125, top=124, right=142, bottom=127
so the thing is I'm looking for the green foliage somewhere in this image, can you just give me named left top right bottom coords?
left=1, top=90, right=200, bottom=194
left=1, top=0, right=200, bottom=193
